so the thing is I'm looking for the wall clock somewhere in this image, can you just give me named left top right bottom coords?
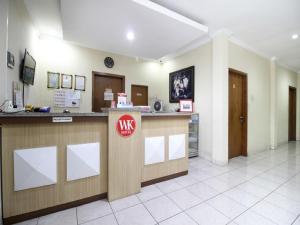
left=104, top=57, right=114, bottom=68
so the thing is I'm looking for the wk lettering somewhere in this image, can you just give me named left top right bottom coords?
left=117, top=114, right=136, bottom=137
left=119, top=120, right=134, bottom=130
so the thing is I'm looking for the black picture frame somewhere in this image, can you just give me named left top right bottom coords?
left=61, top=74, right=73, bottom=89
left=74, top=75, right=86, bottom=91
left=47, top=72, right=60, bottom=89
left=169, top=66, right=195, bottom=103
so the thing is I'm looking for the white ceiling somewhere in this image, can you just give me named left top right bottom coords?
left=24, top=0, right=62, bottom=38
left=152, top=0, right=300, bottom=71
left=59, top=0, right=207, bottom=59
left=24, top=0, right=300, bottom=71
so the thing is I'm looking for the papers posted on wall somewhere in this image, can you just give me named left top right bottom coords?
left=54, top=89, right=81, bottom=108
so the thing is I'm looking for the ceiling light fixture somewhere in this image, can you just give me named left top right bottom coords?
left=292, top=34, right=298, bottom=40
left=127, top=31, right=135, bottom=41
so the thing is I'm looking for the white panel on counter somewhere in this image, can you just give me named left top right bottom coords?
left=169, top=134, right=186, bottom=160
left=145, top=136, right=165, bottom=165
left=67, top=142, right=100, bottom=181
left=14, top=146, right=57, bottom=191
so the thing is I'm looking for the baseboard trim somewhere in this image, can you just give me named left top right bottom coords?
left=141, top=170, right=188, bottom=187
left=3, top=193, right=107, bottom=225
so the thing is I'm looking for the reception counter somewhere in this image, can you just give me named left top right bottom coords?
left=0, top=110, right=191, bottom=224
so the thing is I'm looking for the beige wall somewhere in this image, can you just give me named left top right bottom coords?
left=229, top=42, right=271, bottom=154
left=6, top=0, right=165, bottom=112
left=0, top=1, right=8, bottom=224
left=30, top=38, right=164, bottom=112
left=297, top=74, right=300, bottom=140
left=0, top=0, right=8, bottom=105
left=7, top=0, right=39, bottom=102
left=5, top=0, right=300, bottom=162
left=161, top=43, right=212, bottom=159
left=276, top=65, right=297, bottom=144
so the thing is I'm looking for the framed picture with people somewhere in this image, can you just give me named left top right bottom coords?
left=169, top=66, right=194, bottom=103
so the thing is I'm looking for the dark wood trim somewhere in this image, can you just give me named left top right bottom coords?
left=3, top=193, right=107, bottom=225
left=228, top=68, right=248, bottom=157
left=288, top=86, right=297, bottom=141
left=131, top=84, right=148, bottom=88
left=141, top=171, right=188, bottom=187
left=242, top=73, right=248, bottom=156
left=0, top=127, right=3, bottom=223
left=0, top=116, right=107, bottom=125
left=92, top=71, right=125, bottom=112
left=229, top=68, right=247, bottom=76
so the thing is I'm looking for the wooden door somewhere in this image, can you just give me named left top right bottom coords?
left=92, top=72, right=125, bottom=112
left=131, top=85, right=148, bottom=106
left=289, top=86, right=296, bottom=141
left=228, top=69, right=247, bottom=158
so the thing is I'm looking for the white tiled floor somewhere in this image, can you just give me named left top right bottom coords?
left=14, top=142, right=300, bottom=225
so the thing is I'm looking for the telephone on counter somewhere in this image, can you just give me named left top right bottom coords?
left=0, top=100, right=24, bottom=113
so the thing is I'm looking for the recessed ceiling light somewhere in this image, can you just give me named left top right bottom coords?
left=292, top=34, right=298, bottom=40
left=126, top=32, right=135, bottom=41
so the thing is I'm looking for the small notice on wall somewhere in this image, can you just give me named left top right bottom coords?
left=13, top=81, right=23, bottom=107
left=54, top=90, right=81, bottom=108
left=104, top=88, right=114, bottom=101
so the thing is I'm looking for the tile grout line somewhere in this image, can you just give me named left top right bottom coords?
left=164, top=189, right=201, bottom=225
left=76, top=207, right=79, bottom=225
left=145, top=147, right=300, bottom=224
left=141, top=149, right=300, bottom=224
left=224, top=161, right=300, bottom=224
left=183, top=150, right=300, bottom=224
left=291, top=214, right=300, bottom=225
left=108, top=200, right=120, bottom=225
left=140, top=199, right=160, bottom=224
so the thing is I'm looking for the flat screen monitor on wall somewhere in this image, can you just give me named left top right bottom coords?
left=21, top=49, right=36, bottom=85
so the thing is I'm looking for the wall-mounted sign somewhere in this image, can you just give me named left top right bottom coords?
left=52, top=117, right=73, bottom=123
left=116, top=114, right=136, bottom=137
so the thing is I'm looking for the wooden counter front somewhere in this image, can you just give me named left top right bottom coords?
left=141, top=116, right=189, bottom=184
left=108, top=111, right=142, bottom=201
left=1, top=118, right=108, bottom=220
left=0, top=112, right=191, bottom=224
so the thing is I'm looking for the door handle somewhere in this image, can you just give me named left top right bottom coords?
left=239, top=116, right=245, bottom=123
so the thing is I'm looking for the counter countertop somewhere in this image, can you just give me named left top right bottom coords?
left=0, top=112, right=193, bottom=118
left=0, top=112, right=107, bottom=117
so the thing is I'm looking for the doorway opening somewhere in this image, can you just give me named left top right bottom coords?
left=228, top=68, right=248, bottom=159
left=288, top=86, right=296, bottom=141
left=92, top=71, right=125, bottom=112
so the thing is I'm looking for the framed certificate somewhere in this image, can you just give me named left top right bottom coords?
left=47, top=72, right=60, bottom=89
left=179, top=99, right=193, bottom=112
left=61, top=74, right=73, bottom=89
left=74, top=75, right=86, bottom=91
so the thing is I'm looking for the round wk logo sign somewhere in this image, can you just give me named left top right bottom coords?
left=116, top=114, right=136, bottom=137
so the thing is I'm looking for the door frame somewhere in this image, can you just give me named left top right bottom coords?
left=288, top=86, right=297, bottom=141
left=92, top=71, right=125, bottom=112
left=131, top=84, right=149, bottom=106
left=228, top=68, right=248, bottom=157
